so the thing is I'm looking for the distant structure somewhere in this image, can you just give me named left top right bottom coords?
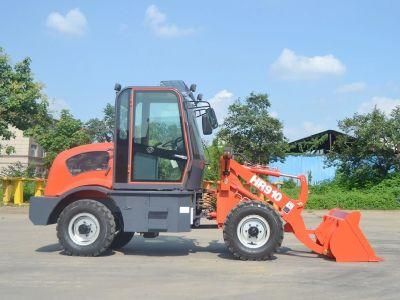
left=288, top=130, right=348, bottom=155
left=271, top=130, right=348, bottom=184
left=0, top=127, right=45, bottom=175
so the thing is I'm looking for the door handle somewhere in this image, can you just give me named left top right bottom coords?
left=174, top=154, right=187, bottom=160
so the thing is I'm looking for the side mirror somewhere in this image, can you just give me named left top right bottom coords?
left=190, top=84, right=197, bottom=92
left=197, top=93, right=203, bottom=101
left=202, top=114, right=213, bottom=135
left=207, top=108, right=218, bottom=129
left=114, top=83, right=121, bottom=92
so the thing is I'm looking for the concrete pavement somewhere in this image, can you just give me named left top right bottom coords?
left=0, top=207, right=399, bottom=299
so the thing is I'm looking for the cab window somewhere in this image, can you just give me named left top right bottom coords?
left=132, top=91, right=187, bottom=181
left=114, top=88, right=131, bottom=183
left=66, top=151, right=109, bottom=176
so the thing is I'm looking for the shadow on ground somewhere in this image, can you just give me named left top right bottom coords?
left=36, top=236, right=233, bottom=259
left=121, top=236, right=228, bottom=257
left=35, top=236, right=299, bottom=260
left=35, top=236, right=325, bottom=261
left=278, top=246, right=334, bottom=261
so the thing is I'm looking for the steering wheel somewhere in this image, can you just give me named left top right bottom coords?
left=161, top=136, right=183, bottom=149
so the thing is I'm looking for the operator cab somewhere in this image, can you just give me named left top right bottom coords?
left=113, top=80, right=217, bottom=191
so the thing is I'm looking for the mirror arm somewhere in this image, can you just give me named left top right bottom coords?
left=184, top=100, right=211, bottom=110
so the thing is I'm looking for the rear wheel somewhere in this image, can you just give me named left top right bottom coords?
left=223, top=201, right=283, bottom=260
left=57, top=200, right=116, bottom=256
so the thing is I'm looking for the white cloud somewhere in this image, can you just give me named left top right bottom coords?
left=270, top=48, right=346, bottom=80
left=285, top=121, right=326, bottom=141
left=358, top=96, right=400, bottom=115
left=48, top=98, right=70, bottom=119
left=145, top=5, right=195, bottom=38
left=46, top=8, right=87, bottom=36
left=208, top=89, right=235, bottom=123
left=336, top=82, right=366, bottom=94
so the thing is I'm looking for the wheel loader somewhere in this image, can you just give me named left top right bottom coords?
left=29, top=80, right=381, bottom=262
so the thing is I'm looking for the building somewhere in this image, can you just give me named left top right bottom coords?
left=270, top=130, right=349, bottom=184
left=0, top=127, right=45, bottom=176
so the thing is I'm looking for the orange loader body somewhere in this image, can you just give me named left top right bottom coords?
left=29, top=81, right=382, bottom=262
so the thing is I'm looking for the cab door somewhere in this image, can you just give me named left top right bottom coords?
left=114, top=87, right=191, bottom=190
left=130, top=89, right=189, bottom=183
left=112, top=87, right=194, bottom=233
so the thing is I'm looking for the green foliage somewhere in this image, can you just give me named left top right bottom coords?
left=204, top=138, right=224, bottom=181
left=281, top=175, right=400, bottom=210
left=0, top=162, right=37, bottom=177
left=281, top=179, right=298, bottom=199
left=218, top=92, right=288, bottom=164
left=0, top=47, right=49, bottom=154
left=327, top=107, right=400, bottom=188
left=28, top=110, right=91, bottom=167
left=23, top=181, right=36, bottom=201
left=85, top=103, right=115, bottom=142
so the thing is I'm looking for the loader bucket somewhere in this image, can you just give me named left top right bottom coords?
left=315, top=209, right=382, bottom=262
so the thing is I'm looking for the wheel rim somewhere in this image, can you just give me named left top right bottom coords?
left=237, top=215, right=271, bottom=249
left=68, top=213, right=100, bottom=246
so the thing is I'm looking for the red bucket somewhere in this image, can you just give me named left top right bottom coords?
left=314, top=209, right=382, bottom=262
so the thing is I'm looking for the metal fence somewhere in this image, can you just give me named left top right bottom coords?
left=270, top=155, right=336, bottom=184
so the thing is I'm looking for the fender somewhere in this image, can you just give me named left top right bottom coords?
left=30, top=185, right=114, bottom=225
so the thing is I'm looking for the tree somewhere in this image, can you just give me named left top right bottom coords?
left=327, top=107, right=400, bottom=188
left=217, top=92, right=288, bottom=164
left=0, top=47, right=49, bottom=154
left=29, top=110, right=91, bottom=167
left=85, top=103, right=115, bottom=143
left=0, top=162, right=36, bottom=177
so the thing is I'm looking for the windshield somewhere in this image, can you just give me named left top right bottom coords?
left=159, top=80, right=211, bottom=159
left=186, top=104, right=204, bottom=159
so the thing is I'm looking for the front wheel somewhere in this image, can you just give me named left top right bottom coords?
left=57, top=200, right=116, bottom=256
left=223, top=201, right=283, bottom=260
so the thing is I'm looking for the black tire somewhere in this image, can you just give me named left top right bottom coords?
left=223, top=201, right=283, bottom=261
left=56, top=199, right=116, bottom=256
left=192, top=218, right=201, bottom=228
left=111, top=231, right=134, bottom=249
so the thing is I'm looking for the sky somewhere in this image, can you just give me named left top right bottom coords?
left=1, top=0, right=399, bottom=141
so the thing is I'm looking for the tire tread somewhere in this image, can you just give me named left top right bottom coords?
left=56, top=199, right=116, bottom=257
left=223, top=201, right=283, bottom=261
